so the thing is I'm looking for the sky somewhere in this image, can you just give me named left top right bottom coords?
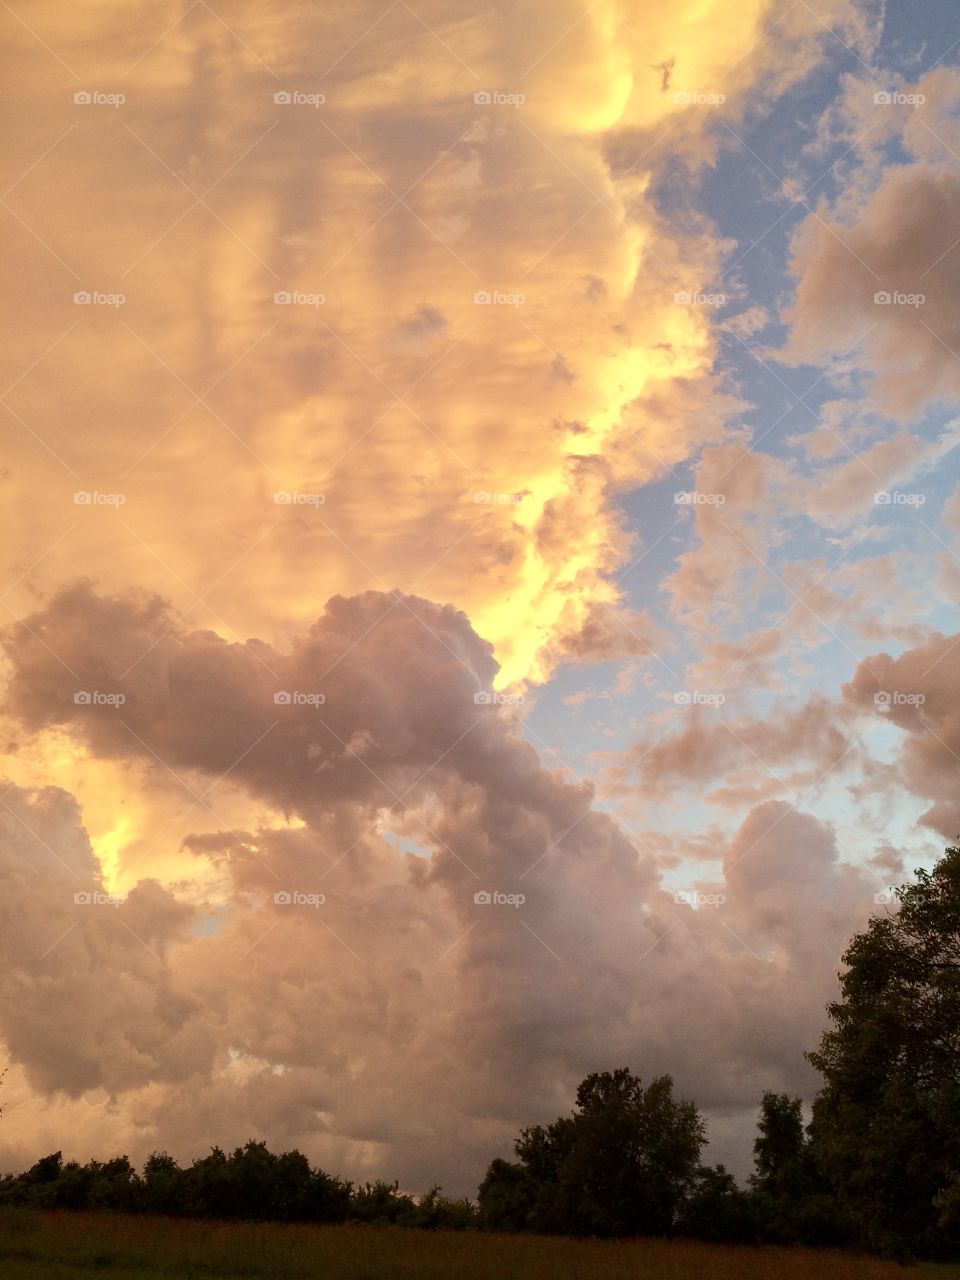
left=1, top=0, right=959, bottom=1192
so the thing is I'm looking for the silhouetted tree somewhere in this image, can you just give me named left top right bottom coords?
left=807, top=844, right=960, bottom=1257
left=477, top=1158, right=533, bottom=1232
left=478, top=1068, right=705, bottom=1237
left=748, top=1092, right=845, bottom=1246
left=676, top=1164, right=758, bottom=1243
left=349, top=1180, right=416, bottom=1225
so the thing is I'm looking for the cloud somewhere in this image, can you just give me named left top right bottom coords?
left=844, top=631, right=960, bottom=837
left=0, top=583, right=882, bottom=1189
left=802, top=428, right=958, bottom=528
left=664, top=443, right=792, bottom=632
left=610, top=696, right=853, bottom=806
left=4, top=0, right=873, bottom=692
left=0, top=783, right=209, bottom=1096
left=549, top=600, right=669, bottom=666
left=782, top=165, right=960, bottom=417
left=0, top=0, right=913, bottom=1198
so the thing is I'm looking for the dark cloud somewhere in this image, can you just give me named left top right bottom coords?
left=0, top=585, right=882, bottom=1190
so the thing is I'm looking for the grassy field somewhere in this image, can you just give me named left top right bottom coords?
left=1, top=1209, right=959, bottom=1280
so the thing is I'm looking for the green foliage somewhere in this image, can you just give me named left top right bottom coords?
left=479, top=1068, right=706, bottom=1238
left=807, top=844, right=960, bottom=1257
left=0, top=1143, right=403, bottom=1228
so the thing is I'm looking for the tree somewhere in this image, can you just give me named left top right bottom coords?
left=752, top=1092, right=806, bottom=1195
left=676, top=1164, right=758, bottom=1243
left=807, top=844, right=960, bottom=1256
left=478, top=1068, right=706, bottom=1237
left=349, top=1180, right=416, bottom=1225
left=406, top=1185, right=477, bottom=1230
left=749, top=1092, right=845, bottom=1246
left=140, top=1152, right=185, bottom=1215
left=477, top=1158, right=533, bottom=1232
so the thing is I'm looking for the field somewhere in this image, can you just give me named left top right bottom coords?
left=1, top=1211, right=959, bottom=1280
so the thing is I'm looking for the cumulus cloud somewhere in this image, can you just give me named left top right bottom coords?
left=0, top=583, right=883, bottom=1188
left=844, top=632, right=960, bottom=838
left=0, top=783, right=209, bottom=1096
left=1, top=0, right=929, bottom=1199
left=3, top=0, right=874, bottom=691
left=783, top=165, right=960, bottom=416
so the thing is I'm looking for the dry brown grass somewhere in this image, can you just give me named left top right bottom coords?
left=0, top=1208, right=957, bottom=1279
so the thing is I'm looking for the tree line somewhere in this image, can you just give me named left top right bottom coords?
left=2, top=842, right=959, bottom=1259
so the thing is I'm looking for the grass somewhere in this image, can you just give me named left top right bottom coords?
left=0, top=1209, right=958, bottom=1280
